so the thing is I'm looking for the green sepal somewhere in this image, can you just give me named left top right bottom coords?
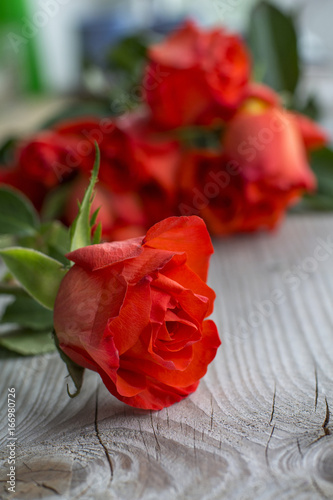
left=0, top=247, right=67, bottom=310
left=53, top=332, right=85, bottom=398
left=70, top=144, right=100, bottom=252
left=92, top=222, right=102, bottom=245
left=90, top=207, right=101, bottom=228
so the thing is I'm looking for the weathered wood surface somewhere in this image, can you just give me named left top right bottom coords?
left=1, top=214, right=333, bottom=500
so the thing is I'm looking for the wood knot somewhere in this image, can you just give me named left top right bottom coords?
left=317, top=448, right=333, bottom=484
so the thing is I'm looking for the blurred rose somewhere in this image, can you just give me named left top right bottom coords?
left=0, top=117, right=114, bottom=208
left=0, top=167, right=47, bottom=210
left=98, top=113, right=181, bottom=197
left=0, top=113, right=181, bottom=239
left=54, top=216, right=220, bottom=410
left=177, top=92, right=327, bottom=234
left=17, top=131, right=81, bottom=188
left=145, top=20, right=250, bottom=129
left=178, top=151, right=245, bottom=234
left=223, top=96, right=326, bottom=190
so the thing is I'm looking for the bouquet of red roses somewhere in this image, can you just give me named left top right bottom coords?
left=0, top=20, right=327, bottom=241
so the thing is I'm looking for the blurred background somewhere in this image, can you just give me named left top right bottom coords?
left=0, top=0, right=332, bottom=138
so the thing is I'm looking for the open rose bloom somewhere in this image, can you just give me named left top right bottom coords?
left=54, top=216, right=220, bottom=410
left=145, top=19, right=250, bottom=128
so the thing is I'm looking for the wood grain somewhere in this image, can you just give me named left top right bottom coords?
left=1, top=215, right=333, bottom=499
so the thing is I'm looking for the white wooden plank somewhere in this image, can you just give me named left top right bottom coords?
left=1, top=215, right=333, bottom=499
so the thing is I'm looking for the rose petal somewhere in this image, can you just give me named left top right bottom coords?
left=54, top=265, right=127, bottom=346
left=66, top=238, right=143, bottom=271
left=148, top=20, right=203, bottom=69
left=115, top=368, right=147, bottom=397
left=291, top=112, right=328, bottom=150
left=123, top=246, right=180, bottom=283
left=125, top=319, right=220, bottom=388
left=107, top=278, right=152, bottom=355
left=143, top=216, right=214, bottom=281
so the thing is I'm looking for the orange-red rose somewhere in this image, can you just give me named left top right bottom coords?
left=145, top=20, right=250, bottom=129
left=178, top=89, right=327, bottom=234
left=53, top=216, right=220, bottom=410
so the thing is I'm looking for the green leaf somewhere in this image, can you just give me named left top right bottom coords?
left=177, top=126, right=223, bottom=150
left=40, top=221, right=71, bottom=265
left=0, top=137, right=17, bottom=164
left=0, top=247, right=67, bottom=310
left=294, top=95, right=320, bottom=121
left=291, top=147, right=333, bottom=212
left=0, top=186, right=39, bottom=236
left=92, top=222, right=102, bottom=245
left=0, top=235, right=16, bottom=249
left=40, top=183, right=73, bottom=222
left=2, top=296, right=54, bottom=330
left=0, top=283, right=29, bottom=298
left=248, top=1, right=300, bottom=94
left=108, top=34, right=148, bottom=75
left=54, top=332, right=85, bottom=398
left=0, top=330, right=56, bottom=356
left=90, top=207, right=101, bottom=227
left=40, top=102, right=111, bottom=129
left=70, top=144, right=100, bottom=252
left=310, top=147, right=333, bottom=180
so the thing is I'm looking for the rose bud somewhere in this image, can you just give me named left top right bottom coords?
left=223, top=93, right=326, bottom=191
left=177, top=90, right=327, bottom=235
left=54, top=216, right=220, bottom=410
left=219, top=90, right=327, bottom=231
left=145, top=20, right=250, bottom=129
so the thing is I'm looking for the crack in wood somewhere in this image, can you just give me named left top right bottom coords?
left=138, top=418, right=151, bottom=461
left=265, top=425, right=275, bottom=466
left=269, top=384, right=276, bottom=425
left=150, top=411, right=161, bottom=461
left=33, top=480, right=60, bottom=495
left=94, top=386, right=113, bottom=483
left=309, top=396, right=331, bottom=447
left=315, top=367, right=319, bottom=411
left=165, top=408, right=170, bottom=428
left=296, top=438, right=304, bottom=459
left=323, top=397, right=331, bottom=436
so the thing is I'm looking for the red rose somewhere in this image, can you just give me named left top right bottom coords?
left=98, top=113, right=181, bottom=195
left=0, top=167, right=48, bottom=210
left=178, top=151, right=245, bottom=234
left=1, top=113, right=181, bottom=238
left=223, top=97, right=326, bottom=191
left=177, top=94, right=327, bottom=234
left=0, top=117, right=115, bottom=208
left=145, top=20, right=250, bottom=129
left=53, top=216, right=220, bottom=410
left=17, top=131, right=82, bottom=188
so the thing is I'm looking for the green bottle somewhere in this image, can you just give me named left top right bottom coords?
left=0, top=0, right=43, bottom=94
